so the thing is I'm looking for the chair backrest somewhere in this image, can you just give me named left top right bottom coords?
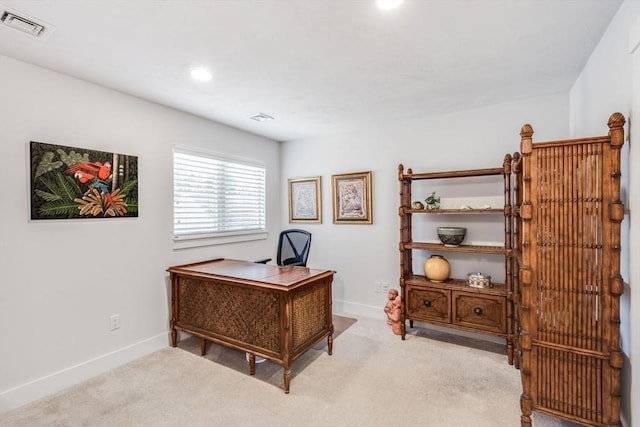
left=276, top=229, right=312, bottom=267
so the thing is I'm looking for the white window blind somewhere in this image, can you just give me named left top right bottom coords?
left=173, top=148, right=266, bottom=239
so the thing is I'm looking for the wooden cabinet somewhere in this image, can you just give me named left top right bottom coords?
left=406, top=283, right=450, bottom=323
left=453, top=291, right=506, bottom=334
left=398, top=161, right=515, bottom=363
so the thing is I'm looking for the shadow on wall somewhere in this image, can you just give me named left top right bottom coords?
left=621, top=353, right=631, bottom=426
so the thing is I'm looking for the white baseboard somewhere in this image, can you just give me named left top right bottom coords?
left=333, top=299, right=383, bottom=320
left=0, top=332, right=168, bottom=414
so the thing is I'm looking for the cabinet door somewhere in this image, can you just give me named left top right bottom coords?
left=406, top=286, right=450, bottom=323
left=452, top=292, right=506, bottom=334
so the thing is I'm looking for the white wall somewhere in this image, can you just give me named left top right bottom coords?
left=0, top=54, right=281, bottom=412
left=281, top=93, right=569, bottom=319
left=569, top=1, right=640, bottom=425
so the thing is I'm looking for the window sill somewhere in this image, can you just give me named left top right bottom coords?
left=173, top=230, right=268, bottom=250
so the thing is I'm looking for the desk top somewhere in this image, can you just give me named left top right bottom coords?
left=167, top=258, right=334, bottom=289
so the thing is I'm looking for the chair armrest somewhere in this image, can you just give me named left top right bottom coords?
left=254, top=258, right=272, bottom=264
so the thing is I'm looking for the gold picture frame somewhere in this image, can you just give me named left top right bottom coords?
left=332, top=171, right=373, bottom=224
left=288, top=176, right=322, bottom=223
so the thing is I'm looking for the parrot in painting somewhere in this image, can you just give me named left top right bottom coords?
left=64, top=161, right=112, bottom=183
left=65, top=160, right=118, bottom=214
left=64, top=161, right=121, bottom=216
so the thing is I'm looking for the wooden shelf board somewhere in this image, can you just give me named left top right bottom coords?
left=401, top=167, right=504, bottom=180
left=404, top=317, right=508, bottom=338
left=403, top=242, right=505, bottom=254
left=404, top=274, right=507, bottom=296
left=403, top=208, right=503, bottom=214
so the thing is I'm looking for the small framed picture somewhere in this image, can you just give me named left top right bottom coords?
left=288, top=176, right=322, bottom=223
left=332, top=171, right=373, bottom=224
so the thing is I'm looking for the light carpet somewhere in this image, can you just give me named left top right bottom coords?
left=0, top=316, right=572, bottom=426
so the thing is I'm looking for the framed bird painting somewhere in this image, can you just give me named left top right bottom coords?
left=29, top=141, right=138, bottom=220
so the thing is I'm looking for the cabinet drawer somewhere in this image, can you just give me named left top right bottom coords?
left=453, top=292, right=506, bottom=334
left=406, top=286, right=450, bottom=323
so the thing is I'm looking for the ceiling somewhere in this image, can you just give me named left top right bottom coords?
left=0, top=0, right=622, bottom=142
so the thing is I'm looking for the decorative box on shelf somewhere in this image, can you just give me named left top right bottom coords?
left=467, top=272, right=492, bottom=288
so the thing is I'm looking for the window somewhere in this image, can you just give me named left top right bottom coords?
left=173, top=147, right=266, bottom=244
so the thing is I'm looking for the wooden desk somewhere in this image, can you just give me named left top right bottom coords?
left=167, top=258, right=334, bottom=393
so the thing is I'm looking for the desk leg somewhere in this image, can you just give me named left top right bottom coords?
left=284, top=369, right=291, bottom=394
left=248, top=353, right=256, bottom=375
left=327, top=334, right=333, bottom=355
left=200, top=338, right=207, bottom=356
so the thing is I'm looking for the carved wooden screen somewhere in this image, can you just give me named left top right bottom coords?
left=511, top=152, right=523, bottom=371
left=517, top=113, right=625, bottom=427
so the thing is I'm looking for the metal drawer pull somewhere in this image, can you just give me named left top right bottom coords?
left=423, top=300, right=432, bottom=307
left=474, top=307, right=484, bottom=315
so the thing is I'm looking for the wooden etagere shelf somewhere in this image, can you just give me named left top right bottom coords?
left=398, top=160, right=515, bottom=364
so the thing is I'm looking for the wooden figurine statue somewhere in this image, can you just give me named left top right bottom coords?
left=384, top=288, right=403, bottom=335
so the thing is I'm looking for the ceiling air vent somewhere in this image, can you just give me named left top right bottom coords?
left=0, top=5, right=55, bottom=40
left=250, top=113, right=275, bottom=122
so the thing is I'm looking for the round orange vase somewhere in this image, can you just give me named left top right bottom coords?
left=423, top=255, right=450, bottom=282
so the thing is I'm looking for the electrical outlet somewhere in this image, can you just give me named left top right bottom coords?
left=375, top=282, right=382, bottom=293
left=109, top=314, right=120, bottom=331
left=382, top=283, right=390, bottom=293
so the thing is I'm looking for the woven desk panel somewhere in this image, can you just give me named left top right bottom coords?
left=177, top=277, right=281, bottom=352
left=292, top=280, right=328, bottom=349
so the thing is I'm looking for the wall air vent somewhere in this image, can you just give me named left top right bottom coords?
left=0, top=5, right=55, bottom=40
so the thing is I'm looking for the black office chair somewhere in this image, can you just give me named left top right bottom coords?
left=256, top=229, right=312, bottom=267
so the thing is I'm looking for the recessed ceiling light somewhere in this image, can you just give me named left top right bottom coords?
left=190, top=67, right=212, bottom=81
left=376, top=0, right=404, bottom=11
left=250, top=113, right=275, bottom=122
